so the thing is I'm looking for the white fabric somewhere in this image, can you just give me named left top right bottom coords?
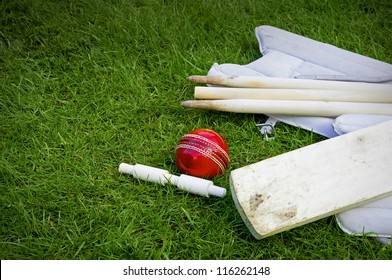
left=207, top=25, right=392, bottom=244
left=332, top=114, right=392, bottom=135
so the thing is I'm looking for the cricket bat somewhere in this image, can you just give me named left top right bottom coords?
left=230, top=120, right=392, bottom=239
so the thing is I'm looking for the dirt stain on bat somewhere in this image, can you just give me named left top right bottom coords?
left=278, top=207, right=297, bottom=220
left=249, top=193, right=264, bottom=211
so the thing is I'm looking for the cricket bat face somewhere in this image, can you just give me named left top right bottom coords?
left=230, top=120, right=392, bottom=239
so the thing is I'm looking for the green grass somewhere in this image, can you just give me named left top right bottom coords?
left=1, top=0, right=392, bottom=260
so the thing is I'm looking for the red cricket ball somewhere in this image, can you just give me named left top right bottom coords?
left=175, top=128, right=230, bottom=179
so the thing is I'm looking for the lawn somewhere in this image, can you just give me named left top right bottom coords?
left=1, top=0, right=391, bottom=259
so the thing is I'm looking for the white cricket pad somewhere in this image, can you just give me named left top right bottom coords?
left=207, top=26, right=392, bottom=243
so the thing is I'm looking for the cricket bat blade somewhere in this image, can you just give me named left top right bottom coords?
left=230, top=120, right=392, bottom=239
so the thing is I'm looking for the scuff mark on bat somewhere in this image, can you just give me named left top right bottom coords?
left=250, top=193, right=264, bottom=211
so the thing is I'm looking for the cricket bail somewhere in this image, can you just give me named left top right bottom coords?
left=118, top=163, right=227, bottom=198
left=208, top=185, right=227, bottom=197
